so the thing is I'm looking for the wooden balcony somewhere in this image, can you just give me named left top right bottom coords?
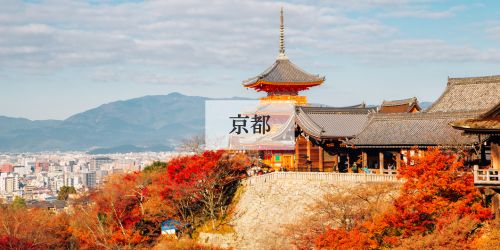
left=474, top=165, right=500, bottom=187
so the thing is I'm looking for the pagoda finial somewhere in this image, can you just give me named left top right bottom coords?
left=277, top=7, right=287, bottom=60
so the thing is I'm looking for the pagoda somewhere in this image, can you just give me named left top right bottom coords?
left=242, top=8, right=325, bottom=105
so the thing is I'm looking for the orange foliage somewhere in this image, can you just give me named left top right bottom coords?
left=0, top=206, right=72, bottom=249
left=69, top=150, right=246, bottom=248
left=314, top=148, right=494, bottom=249
left=315, top=228, right=376, bottom=250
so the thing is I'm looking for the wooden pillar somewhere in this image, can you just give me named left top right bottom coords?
left=379, top=151, right=384, bottom=174
left=347, top=154, right=351, bottom=172
left=362, top=151, right=367, bottom=168
left=492, top=142, right=500, bottom=170
left=294, top=137, right=299, bottom=171
left=396, top=151, right=401, bottom=170
left=337, top=155, right=341, bottom=172
left=306, top=139, right=311, bottom=172
left=318, top=146, right=324, bottom=172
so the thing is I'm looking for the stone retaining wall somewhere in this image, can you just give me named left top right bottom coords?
left=226, top=172, right=400, bottom=249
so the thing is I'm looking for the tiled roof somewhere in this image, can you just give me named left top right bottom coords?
left=295, top=106, right=376, bottom=139
left=242, top=58, right=325, bottom=87
left=426, top=75, right=500, bottom=113
left=379, top=97, right=421, bottom=113
left=347, top=112, right=479, bottom=148
left=381, top=97, right=418, bottom=107
left=450, top=103, right=500, bottom=134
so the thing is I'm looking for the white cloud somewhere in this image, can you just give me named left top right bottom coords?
left=380, top=5, right=466, bottom=19
left=486, top=25, right=500, bottom=40
left=0, top=0, right=498, bottom=80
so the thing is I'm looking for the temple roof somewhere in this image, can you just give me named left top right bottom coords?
left=295, top=106, right=376, bottom=139
left=242, top=7, right=325, bottom=90
left=379, top=97, right=421, bottom=113
left=242, top=58, right=325, bottom=88
left=426, top=75, right=500, bottom=113
left=347, top=112, right=479, bottom=148
left=450, top=103, right=500, bottom=134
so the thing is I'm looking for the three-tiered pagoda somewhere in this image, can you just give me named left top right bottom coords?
left=242, top=8, right=325, bottom=105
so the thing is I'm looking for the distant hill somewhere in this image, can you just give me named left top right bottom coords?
left=419, top=101, right=433, bottom=111
left=87, top=144, right=174, bottom=155
left=0, top=92, right=206, bottom=153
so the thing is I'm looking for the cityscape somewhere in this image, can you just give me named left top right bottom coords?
left=0, top=152, right=182, bottom=204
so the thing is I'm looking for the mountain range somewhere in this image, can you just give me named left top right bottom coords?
left=0, top=93, right=432, bottom=153
left=0, top=92, right=205, bottom=153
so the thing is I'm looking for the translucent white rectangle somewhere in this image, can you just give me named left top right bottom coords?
left=205, top=100, right=295, bottom=150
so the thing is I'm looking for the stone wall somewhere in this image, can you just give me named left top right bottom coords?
left=227, top=172, right=400, bottom=249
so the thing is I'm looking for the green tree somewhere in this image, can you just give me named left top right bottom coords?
left=143, top=161, right=167, bottom=173
left=57, top=186, right=77, bottom=201
left=11, top=196, right=26, bottom=209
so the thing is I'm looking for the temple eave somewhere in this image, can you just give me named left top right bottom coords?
left=244, top=81, right=323, bottom=88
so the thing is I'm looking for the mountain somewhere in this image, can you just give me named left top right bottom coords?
left=419, top=101, right=433, bottom=111
left=0, top=92, right=206, bottom=153
left=87, top=144, right=174, bottom=155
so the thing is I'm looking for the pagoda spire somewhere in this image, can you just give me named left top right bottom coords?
left=278, top=7, right=287, bottom=60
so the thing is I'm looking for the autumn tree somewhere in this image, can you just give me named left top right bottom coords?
left=143, top=161, right=167, bottom=173
left=70, top=172, right=167, bottom=248
left=57, top=185, right=77, bottom=200
left=284, top=183, right=397, bottom=249
left=197, top=153, right=248, bottom=230
left=11, top=196, right=26, bottom=209
left=315, top=148, right=493, bottom=249
left=0, top=205, right=72, bottom=249
left=177, top=135, right=205, bottom=154
left=159, top=151, right=247, bottom=231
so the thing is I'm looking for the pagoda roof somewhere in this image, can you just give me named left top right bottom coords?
left=426, top=75, right=500, bottom=113
left=379, top=97, right=421, bottom=113
left=346, top=112, right=479, bottom=148
left=242, top=7, right=325, bottom=90
left=295, top=106, right=376, bottom=140
left=242, top=58, right=325, bottom=88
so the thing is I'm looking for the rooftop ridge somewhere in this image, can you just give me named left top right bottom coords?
left=448, top=75, right=500, bottom=86
left=368, top=111, right=480, bottom=121
left=347, top=111, right=479, bottom=147
left=426, top=75, right=500, bottom=113
left=298, top=105, right=376, bottom=114
left=381, top=97, right=417, bottom=106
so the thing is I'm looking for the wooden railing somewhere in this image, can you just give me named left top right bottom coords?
left=245, top=172, right=402, bottom=186
left=474, top=165, right=500, bottom=186
left=382, top=169, right=398, bottom=175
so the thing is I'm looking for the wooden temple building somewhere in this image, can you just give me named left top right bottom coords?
left=294, top=105, right=376, bottom=172
left=347, top=75, right=500, bottom=174
left=451, top=102, right=500, bottom=184
left=378, top=97, right=421, bottom=113
left=451, top=102, right=500, bottom=218
left=241, top=8, right=500, bottom=173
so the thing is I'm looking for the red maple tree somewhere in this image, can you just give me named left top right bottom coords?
left=315, top=148, right=493, bottom=249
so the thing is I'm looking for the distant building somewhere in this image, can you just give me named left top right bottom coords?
left=82, top=171, right=97, bottom=189
left=0, top=172, right=19, bottom=194
left=35, top=161, right=49, bottom=173
left=0, top=164, right=13, bottom=173
left=379, top=97, right=421, bottom=113
left=91, top=157, right=113, bottom=171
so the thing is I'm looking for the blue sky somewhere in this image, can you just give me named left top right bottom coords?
left=1, top=0, right=499, bottom=120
